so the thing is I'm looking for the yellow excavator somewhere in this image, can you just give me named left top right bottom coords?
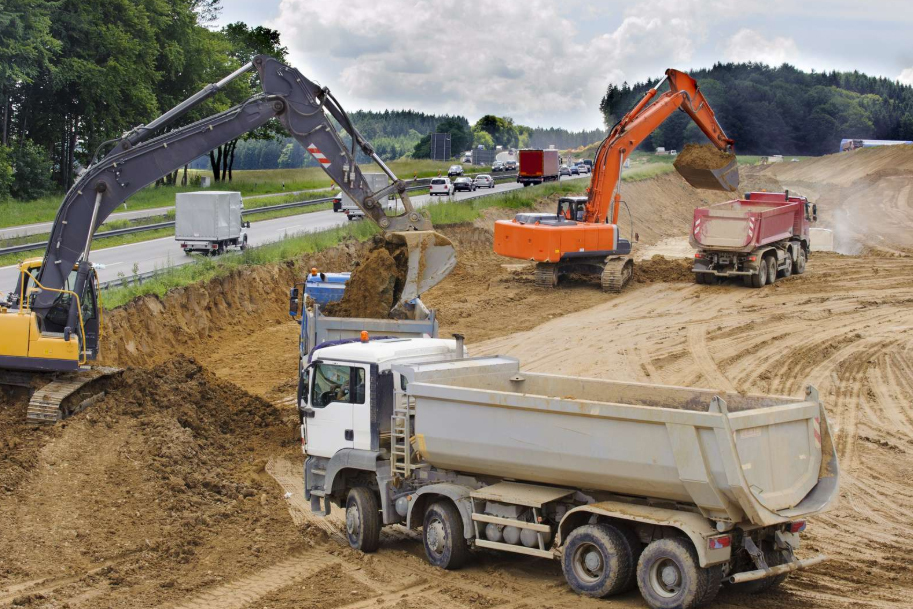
left=0, top=55, right=456, bottom=424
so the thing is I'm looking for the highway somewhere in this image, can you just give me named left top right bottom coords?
left=0, top=175, right=586, bottom=290
left=0, top=186, right=334, bottom=240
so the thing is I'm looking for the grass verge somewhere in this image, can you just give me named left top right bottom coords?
left=100, top=180, right=586, bottom=309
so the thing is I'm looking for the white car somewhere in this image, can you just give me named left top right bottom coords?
left=576, top=164, right=589, bottom=174
left=429, top=177, right=453, bottom=196
left=473, top=174, right=495, bottom=189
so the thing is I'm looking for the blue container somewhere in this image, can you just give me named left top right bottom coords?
left=304, top=272, right=350, bottom=306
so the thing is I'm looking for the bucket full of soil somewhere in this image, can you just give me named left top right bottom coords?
left=673, top=143, right=740, bottom=192
left=323, top=231, right=456, bottom=319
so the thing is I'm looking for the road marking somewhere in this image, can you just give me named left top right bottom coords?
left=277, top=225, right=301, bottom=232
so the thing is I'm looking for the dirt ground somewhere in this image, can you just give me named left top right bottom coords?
left=3, top=156, right=913, bottom=608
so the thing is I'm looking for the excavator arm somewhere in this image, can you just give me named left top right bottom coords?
left=33, top=56, right=453, bottom=334
left=587, top=69, right=736, bottom=225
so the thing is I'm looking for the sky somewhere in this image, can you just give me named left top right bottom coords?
left=216, top=0, right=913, bottom=131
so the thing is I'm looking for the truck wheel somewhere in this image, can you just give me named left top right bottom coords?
left=781, top=253, right=793, bottom=278
left=345, top=487, right=381, bottom=553
left=637, top=538, right=719, bottom=609
left=562, top=524, right=633, bottom=598
left=608, top=524, right=643, bottom=592
left=240, top=236, right=248, bottom=251
left=793, top=249, right=807, bottom=274
left=751, top=257, right=767, bottom=288
left=423, top=501, right=470, bottom=570
left=766, top=256, right=777, bottom=284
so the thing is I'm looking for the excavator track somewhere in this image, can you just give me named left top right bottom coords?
left=23, top=367, right=122, bottom=425
left=601, top=257, right=634, bottom=293
left=534, top=263, right=560, bottom=288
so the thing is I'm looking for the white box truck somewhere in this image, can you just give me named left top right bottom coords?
left=296, top=336, right=838, bottom=609
left=175, top=191, right=250, bottom=255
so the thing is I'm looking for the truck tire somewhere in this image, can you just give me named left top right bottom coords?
left=793, top=249, right=807, bottom=274
left=345, top=487, right=381, bottom=553
left=781, top=252, right=792, bottom=278
left=422, top=501, right=470, bottom=570
left=728, top=546, right=789, bottom=595
left=562, top=524, right=633, bottom=598
left=240, top=236, right=248, bottom=251
left=637, top=538, right=719, bottom=609
left=608, top=524, right=643, bottom=592
left=752, top=258, right=767, bottom=288
left=766, top=256, right=777, bottom=285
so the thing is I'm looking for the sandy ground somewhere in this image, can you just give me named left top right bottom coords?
left=3, top=157, right=913, bottom=608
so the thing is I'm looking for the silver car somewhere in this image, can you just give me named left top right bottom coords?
left=473, top=174, right=495, bottom=189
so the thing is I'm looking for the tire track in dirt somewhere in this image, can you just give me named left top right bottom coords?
left=167, top=552, right=341, bottom=609
left=686, top=324, right=737, bottom=392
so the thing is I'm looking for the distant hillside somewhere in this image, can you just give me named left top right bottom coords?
left=600, top=63, right=913, bottom=155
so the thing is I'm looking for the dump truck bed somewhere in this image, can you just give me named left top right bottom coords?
left=690, top=192, right=808, bottom=252
left=398, top=356, right=838, bottom=527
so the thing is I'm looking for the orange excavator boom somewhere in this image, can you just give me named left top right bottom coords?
left=588, top=69, right=735, bottom=225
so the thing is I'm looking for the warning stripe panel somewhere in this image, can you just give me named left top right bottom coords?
left=306, top=144, right=331, bottom=167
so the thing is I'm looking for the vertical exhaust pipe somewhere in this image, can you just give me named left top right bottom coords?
left=453, top=333, right=464, bottom=359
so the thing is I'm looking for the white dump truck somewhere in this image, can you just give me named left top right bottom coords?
left=175, top=191, right=250, bottom=255
left=297, top=336, right=839, bottom=609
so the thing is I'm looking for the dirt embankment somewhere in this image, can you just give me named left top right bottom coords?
left=0, top=359, right=305, bottom=607
left=764, top=146, right=913, bottom=255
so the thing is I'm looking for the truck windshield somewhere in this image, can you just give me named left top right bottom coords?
left=311, top=363, right=365, bottom=407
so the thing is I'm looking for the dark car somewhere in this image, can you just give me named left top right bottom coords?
left=559, top=165, right=571, bottom=177
left=492, top=161, right=504, bottom=172
left=448, top=164, right=464, bottom=178
left=570, top=165, right=580, bottom=175
left=453, top=177, right=475, bottom=192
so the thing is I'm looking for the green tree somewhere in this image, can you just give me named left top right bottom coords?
left=472, top=130, right=494, bottom=150
left=0, top=0, right=60, bottom=146
left=0, top=146, right=13, bottom=201
left=474, top=115, right=519, bottom=148
left=209, top=21, right=288, bottom=182
left=9, top=138, right=53, bottom=200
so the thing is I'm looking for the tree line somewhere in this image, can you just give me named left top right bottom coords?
left=0, top=0, right=284, bottom=201
left=599, top=62, right=913, bottom=155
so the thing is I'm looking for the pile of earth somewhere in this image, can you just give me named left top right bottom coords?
left=633, top=255, right=694, bottom=283
left=673, top=143, right=737, bottom=170
left=0, top=359, right=304, bottom=603
left=322, top=236, right=408, bottom=319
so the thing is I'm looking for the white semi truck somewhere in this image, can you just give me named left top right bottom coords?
left=296, top=335, right=839, bottom=609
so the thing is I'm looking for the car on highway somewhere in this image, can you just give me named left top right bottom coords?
left=492, top=161, right=504, bottom=172
left=448, top=165, right=464, bottom=177
left=576, top=163, right=589, bottom=174
left=473, top=174, right=494, bottom=189
left=429, top=177, right=454, bottom=196
left=570, top=165, right=580, bottom=175
left=453, top=177, right=475, bottom=192
left=503, top=160, right=517, bottom=171
left=332, top=192, right=344, bottom=212
left=559, top=165, right=571, bottom=177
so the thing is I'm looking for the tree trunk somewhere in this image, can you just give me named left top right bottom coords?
left=182, top=164, right=188, bottom=186
left=67, top=117, right=77, bottom=188
left=227, top=139, right=237, bottom=181
left=209, top=148, right=222, bottom=182
left=220, top=142, right=230, bottom=181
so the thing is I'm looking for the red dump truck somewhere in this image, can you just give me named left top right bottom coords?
left=691, top=191, right=817, bottom=288
left=517, top=149, right=560, bottom=186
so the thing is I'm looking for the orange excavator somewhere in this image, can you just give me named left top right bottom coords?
left=494, top=69, right=739, bottom=291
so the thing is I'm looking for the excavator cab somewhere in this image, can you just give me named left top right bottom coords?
left=1, top=259, right=100, bottom=371
left=557, top=197, right=589, bottom=222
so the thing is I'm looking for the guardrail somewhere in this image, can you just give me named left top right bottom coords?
left=0, top=171, right=520, bottom=257
left=94, top=171, right=531, bottom=292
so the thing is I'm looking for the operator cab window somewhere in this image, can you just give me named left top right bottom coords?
left=311, top=363, right=365, bottom=408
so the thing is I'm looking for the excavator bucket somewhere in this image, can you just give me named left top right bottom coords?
left=674, top=152, right=740, bottom=192
left=387, top=231, right=457, bottom=305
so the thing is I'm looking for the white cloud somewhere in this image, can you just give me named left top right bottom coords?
left=267, top=0, right=724, bottom=130
left=723, top=28, right=800, bottom=67
left=898, top=68, right=913, bottom=85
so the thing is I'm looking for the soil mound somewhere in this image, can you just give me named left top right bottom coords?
left=633, top=255, right=693, bottom=283
left=322, top=237, right=407, bottom=319
left=674, top=143, right=736, bottom=170
left=0, top=359, right=301, bottom=599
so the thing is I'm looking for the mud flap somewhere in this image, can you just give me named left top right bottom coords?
left=675, top=158, right=740, bottom=192
left=387, top=231, right=457, bottom=305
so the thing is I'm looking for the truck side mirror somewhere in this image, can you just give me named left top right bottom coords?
left=289, top=287, right=300, bottom=318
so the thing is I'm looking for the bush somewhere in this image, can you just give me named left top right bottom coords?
left=10, top=139, right=54, bottom=201
left=0, top=146, right=12, bottom=202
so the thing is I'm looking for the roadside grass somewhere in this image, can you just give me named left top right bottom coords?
left=100, top=180, right=584, bottom=308
left=0, top=159, right=484, bottom=230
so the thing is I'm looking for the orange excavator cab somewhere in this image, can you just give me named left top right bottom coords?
left=494, top=68, right=738, bottom=292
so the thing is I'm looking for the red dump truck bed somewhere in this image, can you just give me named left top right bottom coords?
left=691, top=192, right=811, bottom=253
left=518, top=149, right=559, bottom=186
